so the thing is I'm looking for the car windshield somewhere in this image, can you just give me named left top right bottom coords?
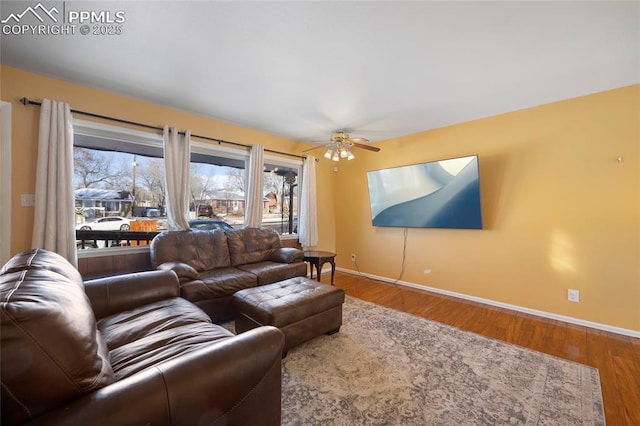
left=189, top=220, right=231, bottom=230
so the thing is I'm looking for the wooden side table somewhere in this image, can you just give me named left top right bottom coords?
left=303, top=251, right=336, bottom=285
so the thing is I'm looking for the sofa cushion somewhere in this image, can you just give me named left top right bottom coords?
left=269, top=247, right=304, bottom=263
left=182, top=268, right=257, bottom=301
left=98, top=299, right=233, bottom=380
left=0, top=249, right=115, bottom=425
left=98, top=297, right=213, bottom=350
left=150, top=230, right=231, bottom=271
left=157, top=261, right=200, bottom=282
left=226, top=228, right=282, bottom=266
left=109, top=324, right=234, bottom=379
left=237, top=261, right=309, bottom=286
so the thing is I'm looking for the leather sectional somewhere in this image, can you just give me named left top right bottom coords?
left=150, top=227, right=308, bottom=322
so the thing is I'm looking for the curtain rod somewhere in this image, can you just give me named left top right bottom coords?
left=19, top=97, right=309, bottom=161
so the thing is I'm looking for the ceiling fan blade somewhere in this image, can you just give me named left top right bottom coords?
left=352, top=142, right=380, bottom=152
left=302, top=145, right=328, bottom=153
left=347, top=137, right=370, bottom=144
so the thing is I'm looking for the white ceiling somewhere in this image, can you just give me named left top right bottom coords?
left=2, top=1, right=638, bottom=145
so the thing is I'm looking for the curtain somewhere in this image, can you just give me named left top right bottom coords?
left=298, top=155, right=318, bottom=247
left=163, top=126, right=191, bottom=231
left=32, top=99, right=77, bottom=266
left=244, top=144, right=264, bottom=228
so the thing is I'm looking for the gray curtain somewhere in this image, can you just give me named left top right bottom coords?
left=244, top=144, right=264, bottom=228
left=32, top=99, right=77, bottom=266
left=298, top=155, right=318, bottom=247
left=163, top=126, right=191, bottom=230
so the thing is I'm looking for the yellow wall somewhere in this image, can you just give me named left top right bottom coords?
left=334, top=85, right=640, bottom=331
left=0, top=65, right=335, bottom=255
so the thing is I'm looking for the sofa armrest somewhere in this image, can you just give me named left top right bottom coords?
left=157, top=261, right=201, bottom=282
left=24, top=326, right=285, bottom=426
left=269, top=247, right=304, bottom=263
left=85, top=270, right=180, bottom=319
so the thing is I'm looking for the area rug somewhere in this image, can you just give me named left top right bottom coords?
left=277, top=296, right=605, bottom=425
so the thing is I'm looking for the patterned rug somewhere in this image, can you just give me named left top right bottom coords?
left=277, top=296, right=605, bottom=425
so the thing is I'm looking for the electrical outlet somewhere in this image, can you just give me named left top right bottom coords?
left=423, top=269, right=431, bottom=274
left=567, top=289, right=580, bottom=303
left=351, top=253, right=356, bottom=262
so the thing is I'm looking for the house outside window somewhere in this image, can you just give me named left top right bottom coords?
left=75, top=188, right=134, bottom=219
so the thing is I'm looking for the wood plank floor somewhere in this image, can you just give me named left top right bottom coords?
left=325, top=270, right=640, bottom=426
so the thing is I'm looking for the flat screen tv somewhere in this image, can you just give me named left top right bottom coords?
left=366, top=155, right=482, bottom=229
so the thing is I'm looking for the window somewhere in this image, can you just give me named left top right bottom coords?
left=73, top=119, right=301, bottom=251
left=263, top=163, right=299, bottom=235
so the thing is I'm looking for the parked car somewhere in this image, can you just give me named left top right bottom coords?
left=188, top=219, right=233, bottom=231
left=76, top=216, right=131, bottom=231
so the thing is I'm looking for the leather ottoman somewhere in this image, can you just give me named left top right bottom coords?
left=233, top=277, right=345, bottom=356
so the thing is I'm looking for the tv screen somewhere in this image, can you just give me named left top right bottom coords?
left=366, top=155, right=482, bottom=229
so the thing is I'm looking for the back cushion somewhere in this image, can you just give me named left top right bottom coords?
left=150, top=230, right=231, bottom=271
left=1, top=249, right=115, bottom=425
left=226, top=228, right=282, bottom=266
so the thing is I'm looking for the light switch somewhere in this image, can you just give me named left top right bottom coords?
left=21, top=194, right=35, bottom=207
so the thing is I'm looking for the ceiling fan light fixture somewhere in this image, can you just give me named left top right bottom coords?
left=303, top=131, right=379, bottom=161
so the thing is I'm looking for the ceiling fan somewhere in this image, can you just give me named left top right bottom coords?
left=303, top=131, right=381, bottom=161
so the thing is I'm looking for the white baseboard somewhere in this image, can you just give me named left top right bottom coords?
left=335, top=266, right=640, bottom=339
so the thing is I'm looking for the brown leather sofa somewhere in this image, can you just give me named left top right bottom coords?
left=150, top=227, right=308, bottom=322
left=1, top=249, right=284, bottom=426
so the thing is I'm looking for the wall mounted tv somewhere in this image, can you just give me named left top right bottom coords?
left=366, top=155, right=482, bottom=229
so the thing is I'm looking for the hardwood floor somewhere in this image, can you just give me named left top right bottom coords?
left=327, top=270, right=640, bottom=426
